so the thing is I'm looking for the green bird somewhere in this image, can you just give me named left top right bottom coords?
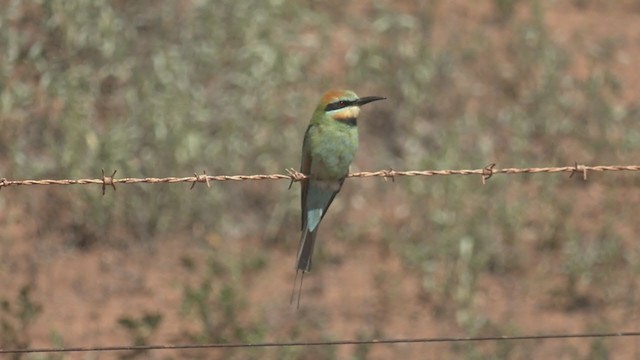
left=291, top=89, right=385, bottom=306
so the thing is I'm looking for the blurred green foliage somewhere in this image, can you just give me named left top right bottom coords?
left=180, top=250, right=271, bottom=359
left=117, top=312, right=163, bottom=359
left=0, top=284, right=42, bottom=353
left=0, top=0, right=333, bottom=243
left=1, top=1, right=639, bottom=358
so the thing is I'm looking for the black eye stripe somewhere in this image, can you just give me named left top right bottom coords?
left=325, top=100, right=355, bottom=112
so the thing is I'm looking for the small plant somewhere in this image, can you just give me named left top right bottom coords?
left=117, top=312, right=163, bottom=359
left=0, top=284, right=43, bottom=353
left=180, top=252, right=267, bottom=359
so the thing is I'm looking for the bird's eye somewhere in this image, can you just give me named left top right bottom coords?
left=325, top=100, right=351, bottom=112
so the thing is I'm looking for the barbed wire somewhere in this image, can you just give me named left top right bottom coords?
left=0, top=164, right=638, bottom=194
left=1, top=331, right=639, bottom=355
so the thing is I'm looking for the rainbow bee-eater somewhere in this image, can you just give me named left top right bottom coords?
left=291, top=89, right=385, bottom=306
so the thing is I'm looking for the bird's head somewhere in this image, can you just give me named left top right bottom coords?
left=315, top=89, right=385, bottom=125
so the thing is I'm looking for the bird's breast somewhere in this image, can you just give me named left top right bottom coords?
left=308, top=125, right=358, bottom=180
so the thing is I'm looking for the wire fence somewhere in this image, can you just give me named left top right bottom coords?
left=1, top=163, right=639, bottom=194
left=2, top=162, right=640, bottom=355
left=2, top=331, right=639, bottom=355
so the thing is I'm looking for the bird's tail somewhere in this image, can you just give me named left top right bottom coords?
left=296, top=225, right=317, bottom=272
left=291, top=181, right=336, bottom=308
left=290, top=224, right=317, bottom=308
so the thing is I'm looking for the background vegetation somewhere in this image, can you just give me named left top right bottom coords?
left=1, top=0, right=639, bottom=359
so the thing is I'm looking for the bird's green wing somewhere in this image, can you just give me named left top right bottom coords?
left=319, top=177, right=345, bottom=223
left=300, top=124, right=347, bottom=231
left=300, top=125, right=313, bottom=231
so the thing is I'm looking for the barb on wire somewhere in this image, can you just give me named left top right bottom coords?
left=287, top=168, right=305, bottom=189
left=382, top=168, right=396, bottom=182
left=190, top=170, right=211, bottom=190
left=101, top=169, right=117, bottom=195
left=0, top=164, right=639, bottom=190
left=1, top=331, right=639, bottom=355
left=481, top=163, right=496, bottom=184
left=569, top=161, right=589, bottom=180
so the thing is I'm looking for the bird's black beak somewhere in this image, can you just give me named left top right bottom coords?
left=355, top=96, right=386, bottom=107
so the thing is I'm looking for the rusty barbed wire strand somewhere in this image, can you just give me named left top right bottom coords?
left=1, top=164, right=639, bottom=191
left=1, top=331, right=639, bottom=355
